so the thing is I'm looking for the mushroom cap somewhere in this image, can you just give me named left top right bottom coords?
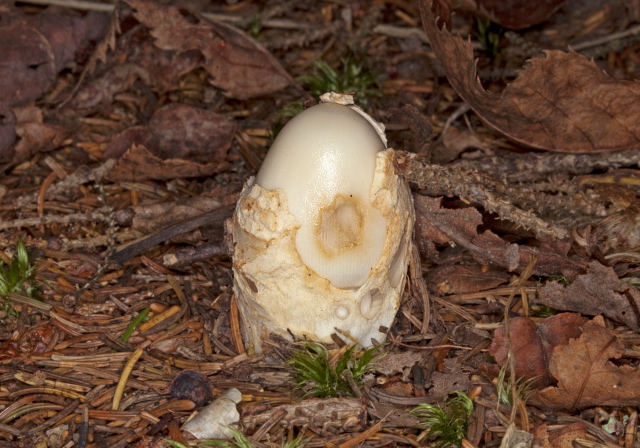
left=256, top=102, right=387, bottom=288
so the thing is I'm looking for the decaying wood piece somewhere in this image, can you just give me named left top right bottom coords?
left=449, top=148, right=640, bottom=183
left=242, top=398, right=367, bottom=434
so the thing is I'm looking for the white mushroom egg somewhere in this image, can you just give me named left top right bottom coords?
left=230, top=93, right=414, bottom=352
left=256, top=102, right=387, bottom=288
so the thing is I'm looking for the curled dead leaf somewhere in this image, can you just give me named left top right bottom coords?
left=420, top=0, right=640, bottom=152
left=0, top=8, right=108, bottom=108
left=148, top=103, right=235, bottom=164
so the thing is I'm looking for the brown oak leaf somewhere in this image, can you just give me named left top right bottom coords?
left=490, top=313, right=586, bottom=386
left=533, top=317, right=640, bottom=409
left=420, top=0, right=640, bottom=152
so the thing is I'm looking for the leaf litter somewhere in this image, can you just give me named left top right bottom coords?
left=0, top=0, right=639, bottom=446
left=420, top=0, right=640, bottom=152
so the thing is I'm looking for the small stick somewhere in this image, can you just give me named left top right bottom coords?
left=0, top=209, right=110, bottom=231
left=76, top=405, right=90, bottom=448
left=109, top=204, right=234, bottom=265
left=250, top=409, right=287, bottom=443
left=137, top=305, right=181, bottom=334
left=25, top=398, right=81, bottom=435
left=338, top=421, right=383, bottom=448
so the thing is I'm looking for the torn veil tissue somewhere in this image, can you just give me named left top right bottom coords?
left=230, top=92, right=415, bottom=352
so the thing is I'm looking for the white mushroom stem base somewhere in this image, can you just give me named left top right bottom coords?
left=230, top=149, right=414, bottom=353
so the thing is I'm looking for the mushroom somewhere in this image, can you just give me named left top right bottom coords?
left=230, top=93, right=414, bottom=353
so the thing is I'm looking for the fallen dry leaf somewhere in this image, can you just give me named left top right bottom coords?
left=71, top=26, right=201, bottom=110
left=414, top=194, right=483, bottom=263
left=536, top=261, right=640, bottom=331
left=374, top=351, right=425, bottom=382
left=106, top=144, right=229, bottom=182
left=533, top=317, right=640, bottom=409
left=0, top=106, right=69, bottom=170
left=490, top=313, right=586, bottom=386
left=532, top=423, right=587, bottom=448
left=0, top=19, right=55, bottom=108
left=420, top=0, right=640, bottom=152
left=429, top=371, right=470, bottom=401
left=432, top=127, right=484, bottom=164
left=425, top=264, right=509, bottom=295
left=104, top=126, right=156, bottom=159
left=105, top=103, right=234, bottom=180
left=125, top=0, right=298, bottom=99
left=476, top=0, right=567, bottom=29
left=390, top=104, right=433, bottom=157
left=70, top=64, right=150, bottom=110
left=0, top=8, right=108, bottom=108
left=414, top=195, right=584, bottom=276
left=148, top=103, right=235, bottom=164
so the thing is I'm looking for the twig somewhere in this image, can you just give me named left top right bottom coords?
left=394, top=150, right=568, bottom=240
left=571, top=24, right=640, bottom=51
left=162, top=242, right=228, bottom=268
left=0, top=209, right=111, bottom=231
left=25, top=398, right=81, bottom=435
left=448, top=148, right=640, bottom=183
left=109, top=204, right=234, bottom=265
left=502, top=256, right=537, bottom=430
left=20, top=0, right=325, bottom=30
left=53, top=229, right=144, bottom=250
left=338, top=421, right=383, bottom=448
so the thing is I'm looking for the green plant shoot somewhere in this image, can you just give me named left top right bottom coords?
left=496, top=363, right=536, bottom=407
left=0, top=239, right=39, bottom=317
left=297, top=57, right=380, bottom=107
left=0, top=239, right=36, bottom=297
left=288, top=341, right=380, bottom=398
left=410, top=391, right=474, bottom=448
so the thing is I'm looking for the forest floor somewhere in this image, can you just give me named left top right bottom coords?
left=1, top=0, right=640, bottom=447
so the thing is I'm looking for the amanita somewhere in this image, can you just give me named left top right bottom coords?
left=230, top=93, right=414, bottom=353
